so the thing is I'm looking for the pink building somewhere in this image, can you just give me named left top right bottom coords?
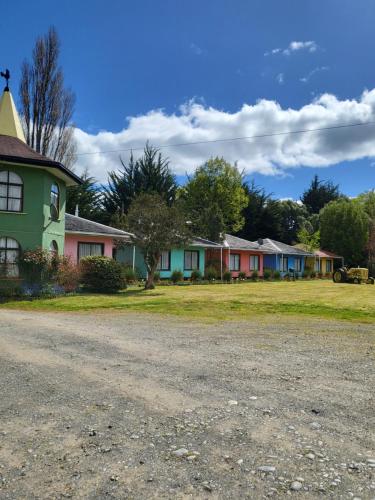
left=64, top=213, right=131, bottom=264
left=206, top=234, right=266, bottom=278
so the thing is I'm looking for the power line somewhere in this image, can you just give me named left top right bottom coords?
left=71, top=120, right=375, bottom=157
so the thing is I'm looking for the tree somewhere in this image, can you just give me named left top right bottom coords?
left=297, top=226, right=320, bottom=253
left=181, top=157, right=248, bottom=241
left=236, top=181, right=282, bottom=241
left=301, top=175, right=341, bottom=214
left=19, top=27, right=76, bottom=169
left=126, top=193, right=191, bottom=290
left=66, top=169, right=103, bottom=220
left=276, top=200, right=309, bottom=244
left=356, top=190, right=375, bottom=273
left=320, top=199, right=368, bottom=266
left=103, top=144, right=177, bottom=220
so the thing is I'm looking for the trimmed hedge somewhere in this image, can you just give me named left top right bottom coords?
left=80, top=256, right=126, bottom=293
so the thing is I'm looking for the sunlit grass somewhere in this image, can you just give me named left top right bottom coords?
left=2, top=280, right=375, bottom=323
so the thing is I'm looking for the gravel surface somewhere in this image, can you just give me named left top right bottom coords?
left=0, top=310, right=374, bottom=499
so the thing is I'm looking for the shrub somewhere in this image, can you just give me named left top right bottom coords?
left=205, top=258, right=225, bottom=276
left=80, top=256, right=126, bottom=293
left=251, top=270, right=259, bottom=281
left=263, top=269, right=271, bottom=281
left=154, top=271, right=160, bottom=283
left=56, top=256, right=80, bottom=292
left=123, top=266, right=137, bottom=284
left=310, top=270, right=316, bottom=279
left=302, top=269, right=310, bottom=279
left=238, top=271, right=246, bottom=281
left=18, top=247, right=54, bottom=285
left=171, top=269, right=183, bottom=283
left=283, top=272, right=290, bottom=281
left=318, top=272, right=323, bottom=279
left=223, top=270, right=232, bottom=283
left=190, top=269, right=202, bottom=282
left=205, top=266, right=218, bottom=281
left=0, top=279, right=23, bottom=299
left=273, top=270, right=281, bottom=280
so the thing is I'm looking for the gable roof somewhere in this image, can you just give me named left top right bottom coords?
left=224, top=233, right=266, bottom=251
left=0, top=135, right=81, bottom=186
left=255, top=238, right=313, bottom=256
left=65, top=213, right=132, bottom=239
left=294, top=243, right=342, bottom=259
left=191, top=237, right=222, bottom=248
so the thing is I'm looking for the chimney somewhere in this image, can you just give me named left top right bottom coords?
left=258, top=238, right=264, bottom=246
left=75, top=204, right=79, bottom=217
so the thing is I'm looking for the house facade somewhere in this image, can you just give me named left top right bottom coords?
left=256, top=238, right=312, bottom=276
left=117, top=238, right=221, bottom=279
left=294, top=246, right=343, bottom=275
left=0, top=85, right=81, bottom=277
left=206, top=234, right=267, bottom=278
left=64, top=213, right=132, bottom=264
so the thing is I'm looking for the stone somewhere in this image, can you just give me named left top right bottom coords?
left=290, top=481, right=303, bottom=491
left=310, top=422, right=321, bottom=430
left=249, top=396, right=258, bottom=400
left=257, top=466, right=276, bottom=473
left=172, top=448, right=189, bottom=458
left=306, top=453, right=315, bottom=460
left=228, top=400, right=238, bottom=406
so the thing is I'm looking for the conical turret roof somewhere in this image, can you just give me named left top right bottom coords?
left=0, top=88, right=26, bottom=142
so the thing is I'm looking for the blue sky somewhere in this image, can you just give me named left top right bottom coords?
left=1, top=0, right=375, bottom=198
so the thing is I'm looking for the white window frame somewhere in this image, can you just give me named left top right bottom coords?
left=230, top=253, right=240, bottom=271
left=249, top=255, right=259, bottom=271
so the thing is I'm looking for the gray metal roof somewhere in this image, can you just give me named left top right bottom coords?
left=65, top=213, right=132, bottom=239
left=224, top=234, right=269, bottom=251
left=254, top=238, right=313, bottom=256
left=191, top=237, right=222, bottom=248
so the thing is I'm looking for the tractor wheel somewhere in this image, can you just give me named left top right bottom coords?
left=366, top=277, right=375, bottom=285
left=333, top=269, right=346, bottom=283
left=353, top=278, right=362, bottom=284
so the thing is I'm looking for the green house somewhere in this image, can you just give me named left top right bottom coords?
left=0, top=84, right=81, bottom=277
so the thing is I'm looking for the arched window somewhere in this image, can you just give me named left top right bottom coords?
left=0, top=171, right=23, bottom=212
left=0, top=237, right=20, bottom=277
left=50, top=183, right=60, bottom=220
left=50, top=240, right=58, bottom=254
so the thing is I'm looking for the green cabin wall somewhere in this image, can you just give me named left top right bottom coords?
left=0, top=162, right=66, bottom=255
left=116, top=245, right=206, bottom=279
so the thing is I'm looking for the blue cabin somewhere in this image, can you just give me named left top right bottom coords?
left=254, top=238, right=312, bottom=277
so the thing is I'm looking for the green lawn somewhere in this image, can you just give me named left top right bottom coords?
left=1, top=280, right=375, bottom=323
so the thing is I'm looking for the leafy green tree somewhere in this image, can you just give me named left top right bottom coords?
left=236, top=181, right=282, bottom=241
left=320, top=199, right=368, bottom=266
left=356, top=190, right=375, bottom=273
left=181, top=157, right=248, bottom=241
left=103, top=144, right=177, bottom=220
left=66, top=169, right=102, bottom=220
left=276, top=200, right=309, bottom=244
left=301, top=175, right=342, bottom=214
left=126, top=193, right=191, bottom=290
left=297, top=226, right=320, bottom=252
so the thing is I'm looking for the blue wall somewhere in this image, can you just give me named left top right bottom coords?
left=263, top=254, right=306, bottom=276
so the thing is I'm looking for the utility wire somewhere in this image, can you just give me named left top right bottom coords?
left=71, top=120, right=375, bottom=157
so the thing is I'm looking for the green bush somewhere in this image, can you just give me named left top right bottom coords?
left=302, top=269, right=310, bottom=279
left=263, top=269, right=271, bottom=280
left=171, top=269, right=183, bottom=283
left=205, top=266, right=218, bottom=281
left=80, top=256, right=126, bottom=293
left=18, top=247, right=54, bottom=285
left=310, top=270, right=316, bottom=279
left=205, top=258, right=225, bottom=276
left=238, top=271, right=246, bottom=281
left=273, top=270, right=281, bottom=280
left=0, top=279, right=23, bottom=299
left=251, top=270, right=258, bottom=281
left=190, top=269, right=202, bottom=282
left=123, top=266, right=137, bottom=284
left=223, top=270, right=232, bottom=282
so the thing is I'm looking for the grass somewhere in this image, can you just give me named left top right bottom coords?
left=1, top=280, right=375, bottom=323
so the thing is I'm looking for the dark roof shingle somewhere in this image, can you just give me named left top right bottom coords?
left=65, top=213, right=132, bottom=239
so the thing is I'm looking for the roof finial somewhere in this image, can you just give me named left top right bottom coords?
left=1, top=69, right=10, bottom=91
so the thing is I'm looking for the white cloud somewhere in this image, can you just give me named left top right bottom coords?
left=190, top=43, right=203, bottom=55
left=265, top=40, right=318, bottom=56
left=73, top=89, right=375, bottom=182
left=276, top=73, right=284, bottom=84
left=300, top=66, right=329, bottom=83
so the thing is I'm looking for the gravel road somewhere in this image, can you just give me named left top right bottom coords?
left=0, top=310, right=374, bottom=499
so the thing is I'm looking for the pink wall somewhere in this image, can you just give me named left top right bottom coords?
left=64, top=233, right=114, bottom=264
left=207, top=249, right=264, bottom=277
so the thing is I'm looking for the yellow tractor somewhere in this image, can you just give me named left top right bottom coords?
left=333, top=267, right=374, bottom=284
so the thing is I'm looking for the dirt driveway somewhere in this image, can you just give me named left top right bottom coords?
left=0, top=310, right=374, bottom=499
